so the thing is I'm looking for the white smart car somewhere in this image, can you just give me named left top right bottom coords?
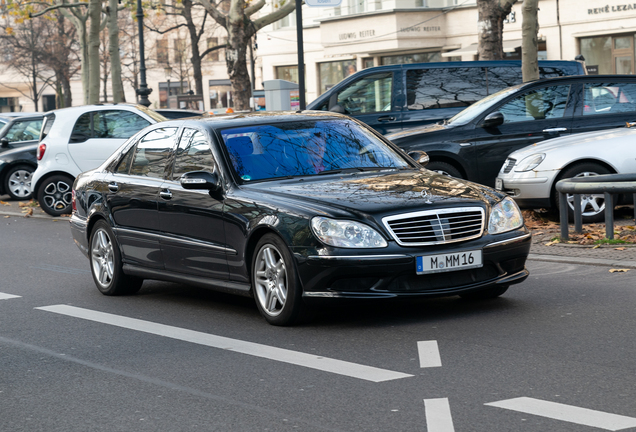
left=495, top=126, right=636, bottom=223
left=32, top=104, right=165, bottom=216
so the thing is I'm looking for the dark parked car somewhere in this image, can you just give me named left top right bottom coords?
left=154, top=108, right=204, bottom=119
left=70, top=112, right=531, bottom=325
left=307, top=60, right=585, bottom=134
left=0, top=114, right=43, bottom=199
left=387, top=75, right=636, bottom=187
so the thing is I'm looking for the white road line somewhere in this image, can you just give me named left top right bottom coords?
left=424, top=398, right=455, bottom=432
left=417, top=340, right=442, bottom=368
left=36, top=304, right=413, bottom=383
left=0, top=293, right=21, bottom=300
left=485, top=397, right=636, bottom=431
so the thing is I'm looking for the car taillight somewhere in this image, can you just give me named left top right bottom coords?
left=37, top=143, right=47, bottom=161
left=72, top=190, right=77, bottom=212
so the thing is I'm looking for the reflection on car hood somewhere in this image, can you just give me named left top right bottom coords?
left=0, top=143, right=37, bottom=156
left=511, top=127, right=636, bottom=158
left=243, top=169, right=501, bottom=216
left=385, top=123, right=448, bottom=141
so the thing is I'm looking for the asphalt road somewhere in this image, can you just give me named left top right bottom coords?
left=2, top=215, right=636, bottom=432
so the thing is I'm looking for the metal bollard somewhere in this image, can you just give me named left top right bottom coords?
left=559, top=192, right=569, bottom=240
left=604, top=193, right=614, bottom=239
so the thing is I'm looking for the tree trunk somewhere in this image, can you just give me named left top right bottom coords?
left=108, top=0, right=124, bottom=103
left=87, top=0, right=101, bottom=104
left=522, top=0, right=539, bottom=82
left=183, top=0, right=204, bottom=96
left=226, top=0, right=252, bottom=111
left=477, top=0, right=517, bottom=60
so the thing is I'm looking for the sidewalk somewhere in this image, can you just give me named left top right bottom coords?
left=3, top=195, right=636, bottom=269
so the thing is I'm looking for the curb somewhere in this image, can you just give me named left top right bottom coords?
left=528, top=253, right=636, bottom=269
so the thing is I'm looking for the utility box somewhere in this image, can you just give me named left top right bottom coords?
left=264, top=79, right=300, bottom=111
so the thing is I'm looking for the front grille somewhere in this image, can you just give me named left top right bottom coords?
left=503, top=158, right=516, bottom=174
left=382, top=207, right=484, bottom=246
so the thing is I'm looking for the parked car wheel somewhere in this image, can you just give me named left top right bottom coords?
left=252, top=234, right=305, bottom=326
left=90, top=220, right=143, bottom=295
left=555, top=162, right=612, bottom=223
left=425, top=161, right=463, bottom=178
left=4, top=164, right=34, bottom=200
left=460, top=285, right=509, bottom=300
left=37, top=174, right=74, bottom=216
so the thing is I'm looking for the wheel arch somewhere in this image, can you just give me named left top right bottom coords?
left=425, top=153, right=467, bottom=178
left=244, top=226, right=284, bottom=284
left=550, top=158, right=617, bottom=206
left=0, top=161, right=37, bottom=195
left=34, top=170, right=75, bottom=195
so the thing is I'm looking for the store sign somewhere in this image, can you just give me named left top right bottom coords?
left=588, top=4, right=636, bottom=14
left=306, top=0, right=342, bottom=6
left=399, top=26, right=442, bottom=33
left=338, top=29, right=376, bottom=40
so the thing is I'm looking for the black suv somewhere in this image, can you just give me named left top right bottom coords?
left=387, top=75, right=636, bottom=187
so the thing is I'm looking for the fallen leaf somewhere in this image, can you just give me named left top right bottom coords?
left=0, top=201, right=9, bottom=206
left=18, top=202, right=27, bottom=207
left=592, top=244, right=601, bottom=249
left=567, top=241, right=577, bottom=244
left=4, top=215, right=9, bottom=218
left=544, top=240, right=559, bottom=246
left=615, top=247, right=626, bottom=251
left=610, top=269, right=630, bottom=273
left=23, top=208, right=33, bottom=217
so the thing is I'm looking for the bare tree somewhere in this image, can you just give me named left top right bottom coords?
left=477, top=0, right=518, bottom=60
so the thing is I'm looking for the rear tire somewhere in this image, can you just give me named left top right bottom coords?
left=89, top=220, right=143, bottom=295
left=251, top=234, right=307, bottom=326
left=460, top=285, right=509, bottom=300
left=4, top=164, right=34, bottom=200
left=425, top=161, right=463, bottom=178
left=37, top=174, right=74, bottom=216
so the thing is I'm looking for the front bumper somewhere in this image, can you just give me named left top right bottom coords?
left=295, top=230, right=531, bottom=299
left=496, top=170, right=559, bottom=208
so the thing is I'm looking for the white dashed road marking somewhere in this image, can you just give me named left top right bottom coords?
left=424, top=398, right=455, bottom=432
left=417, top=340, right=442, bottom=368
left=0, top=293, right=21, bottom=300
left=486, top=397, right=636, bottom=431
left=36, top=304, right=413, bottom=383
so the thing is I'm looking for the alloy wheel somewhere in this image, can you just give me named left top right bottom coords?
left=566, top=171, right=605, bottom=217
left=42, top=180, right=72, bottom=212
left=91, top=229, right=114, bottom=289
left=8, top=169, right=32, bottom=198
left=254, top=244, right=288, bottom=317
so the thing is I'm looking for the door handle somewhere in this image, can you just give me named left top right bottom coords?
left=377, top=116, right=396, bottom=122
left=159, top=189, right=172, bottom=200
left=543, top=127, right=568, bottom=133
left=108, top=182, right=119, bottom=193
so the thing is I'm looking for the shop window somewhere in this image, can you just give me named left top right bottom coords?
left=583, top=83, right=636, bottom=115
left=209, top=80, right=233, bottom=111
left=275, top=65, right=299, bottom=83
left=381, top=52, right=441, bottom=65
left=318, top=60, right=357, bottom=95
left=580, top=35, right=635, bottom=75
left=159, top=82, right=188, bottom=108
left=407, top=68, right=487, bottom=110
left=362, top=58, right=374, bottom=69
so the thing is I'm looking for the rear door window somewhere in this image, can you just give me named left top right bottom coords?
left=582, top=82, right=636, bottom=115
left=498, top=85, right=572, bottom=123
left=93, top=110, right=151, bottom=138
left=407, top=68, right=488, bottom=110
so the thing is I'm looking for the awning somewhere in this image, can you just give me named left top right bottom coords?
left=442, top=39, right=522, bottom=57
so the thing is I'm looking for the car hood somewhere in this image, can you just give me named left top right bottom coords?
left=510, top=127, right=636, bottom=159
left=0, top=143, right=37, bottom=157
left=385, top=123, right=449, bottom=142
left=241, top=169, right=502, bottom=218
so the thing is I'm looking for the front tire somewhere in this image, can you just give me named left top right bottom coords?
left=555, top=162, right=612, bottom=223
left=4, top=164, right=34, bottom=200
left=37, top=174, right=74, bottom=216
left=252, top=234, right=306, bottom=326
left=89, top=220, right=143, bottom=296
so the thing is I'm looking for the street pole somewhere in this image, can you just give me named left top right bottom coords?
left=135, top=0, right=152, bottom=107
left=295, top=0, right=305, bottom=110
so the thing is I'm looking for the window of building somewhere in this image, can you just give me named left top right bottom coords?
left=207, top=37, right=220, bottom=62
left=159, top=81, right=188, bottom=108
left=209, top=79, right=233, bottom=111
left=273, top=2, right=296, bottom=29
left=362, top=58, right=374, bottom=69
left=580, top=34, right=636, bottom=75
left=0, top=97, right=19, bottom=113
left=157, top=39, right=169, bottom=64
left=318, top=60, right=357, bottom=95
left=275, top=65, right=299, bottom=83
left=381, top=52, right=441, bottom=65
left=174, top=39, right=187, bottom=64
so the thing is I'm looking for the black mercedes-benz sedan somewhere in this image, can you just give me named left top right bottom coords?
left=70, top=111, right=531, bottom=325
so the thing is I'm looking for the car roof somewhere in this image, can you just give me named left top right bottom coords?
left=0, top=113, right=43, bottom=121
left=47, top=103, right=146, bottom=115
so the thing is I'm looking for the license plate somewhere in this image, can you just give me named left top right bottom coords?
left=495, top=178, right=503, bottom=190
left=416, top=250, right=482, bottom=274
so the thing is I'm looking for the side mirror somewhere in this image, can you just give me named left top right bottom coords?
left=329, top=104, right=346, bottom=114
left=408, top=150, right=430, bottom=166
left=0, top=138, right=8, bottom=148
left=180, top=171, right=221, bottom=193
left=69, top=133, right=89, bottom=143
left=480, top=112, right=504, bottom=128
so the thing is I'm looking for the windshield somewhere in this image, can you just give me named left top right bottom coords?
left=221, top=119, right=411, bottom=182
left=446, top=83, right=525, bottom=126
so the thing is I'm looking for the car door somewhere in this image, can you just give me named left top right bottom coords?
left=67, top=110, right=152, bottom=172
left=0, top=118, right=42, bottom=151
left=158, top=127, right=229, bottom=280
left=105, top=127, right=178, bottom=269
left=331, top=71, right=399, bottom=134
left=570, top=80, right=636, bottom=134
left=467, top=83, right=574, bottom=186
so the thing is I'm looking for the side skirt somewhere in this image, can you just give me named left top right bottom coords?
left=123, top=264, right=252, bottom=298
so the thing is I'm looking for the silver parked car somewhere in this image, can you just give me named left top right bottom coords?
left=495, top=127, right=636, bottom=223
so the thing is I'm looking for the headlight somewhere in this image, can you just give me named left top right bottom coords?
left=514, top=153, right=545, bottom=172
left=488, top=197, right=523, bottom=234
left=311, top=217, right=388, bottom=248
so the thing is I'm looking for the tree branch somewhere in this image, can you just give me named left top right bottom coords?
left=245, top=0, right=265, bottom=17
left=252, top=0, right=297, bottom=32
left=29, top=2, right=87, bottom=19
left=200, top=43, right=225, bottom=60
